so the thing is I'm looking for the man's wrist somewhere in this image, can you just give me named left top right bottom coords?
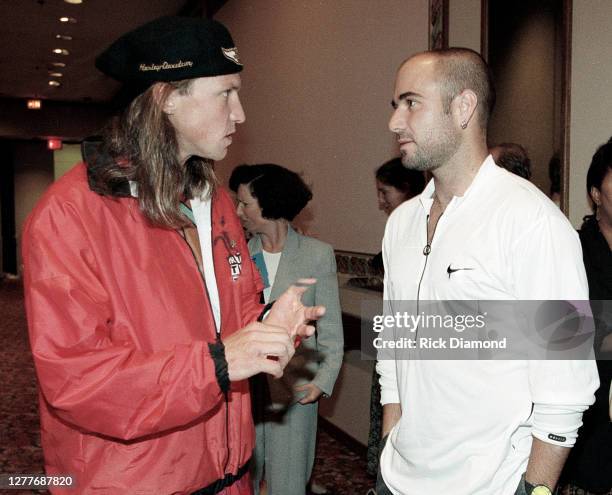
left=524, top=480, right=552, bottom=495
left=517, top=474, right=552, bottom=495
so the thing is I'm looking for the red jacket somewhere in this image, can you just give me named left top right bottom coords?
left=22, top=164, right=263, bottom=494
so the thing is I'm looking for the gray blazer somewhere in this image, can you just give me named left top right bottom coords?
left=248, top=225, right=344, bottom=408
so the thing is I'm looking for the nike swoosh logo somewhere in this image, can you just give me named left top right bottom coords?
left=447, top=265, right=474, bottom=278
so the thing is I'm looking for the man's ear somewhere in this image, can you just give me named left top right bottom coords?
left=152, top=82, right=175, bottom=114
left=452, top=89, right=478, bottom=129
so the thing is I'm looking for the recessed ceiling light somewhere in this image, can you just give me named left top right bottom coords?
left=59, top=16, right=77, bottom=23
left=48, top=71, right=63, bottom=77
left=52, top=48, right=70, bottom=56
left=55, top=34, right=73, bottom=41
left=64, top=0, right=83, bottom=4
left=48, top=80, right=61, bottom=87
left=50, top=62, right=67, bottom=68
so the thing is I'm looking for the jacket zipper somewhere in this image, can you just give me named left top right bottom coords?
left=176, top=231, right=220, bottom=337
left=176, top=202, right=232, bottom=476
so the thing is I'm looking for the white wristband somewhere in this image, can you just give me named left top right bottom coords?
left=531, top=403, right=587, bottom=447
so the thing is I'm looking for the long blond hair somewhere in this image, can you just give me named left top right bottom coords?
left=87, top=80, right=217, bottom=228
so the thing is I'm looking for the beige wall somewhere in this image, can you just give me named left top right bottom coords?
left=216, top=0, right=428, bottom=253
left=318, top=352, right=373, bottom=445
left=13, top=141, right=54, bottom=270
left=2, top=142, right=79, bottom=273
left=449, top=0, right=481, bottom=51
left=54, top=144, right=83, bottom=180
left=569, top=0, right=612, bottom=226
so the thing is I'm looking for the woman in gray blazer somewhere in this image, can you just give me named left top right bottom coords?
left=230, top=164, right=344, bottom=495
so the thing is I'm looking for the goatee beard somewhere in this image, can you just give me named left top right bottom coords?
left=400, top=150, right=440, bottom=172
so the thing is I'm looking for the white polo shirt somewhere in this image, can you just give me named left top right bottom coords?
left=377, top=156, right=599, bottom=495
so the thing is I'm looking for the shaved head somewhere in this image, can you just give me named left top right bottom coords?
left=401, top=48, right=495, bottom=130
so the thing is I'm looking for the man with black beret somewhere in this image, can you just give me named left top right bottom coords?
left=22, top=16, right=323, bottom=495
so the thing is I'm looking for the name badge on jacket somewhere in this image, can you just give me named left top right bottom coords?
left=228, top=252, right=242, bottom=281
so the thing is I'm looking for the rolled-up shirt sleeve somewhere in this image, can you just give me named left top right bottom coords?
left=513, top=214, right=600, bottom=447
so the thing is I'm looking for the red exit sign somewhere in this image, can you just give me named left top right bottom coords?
left=47, top=138, right=63, bottom=150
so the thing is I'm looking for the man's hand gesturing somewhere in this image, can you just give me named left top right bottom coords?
left=265, top=278, right=326, bottom=340
left=223, top=322, right=294, bottom=381
left=222, top=279, right=325, bottom=382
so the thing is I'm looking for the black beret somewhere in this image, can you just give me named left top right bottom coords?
left=95, top=16, right=243, bottom=87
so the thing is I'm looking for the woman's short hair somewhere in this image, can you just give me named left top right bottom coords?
left=586, top=136, right=612, bottom=212
left=229, top=163, right=313, bottom=221
left=375, top=158, right=426, bottom=197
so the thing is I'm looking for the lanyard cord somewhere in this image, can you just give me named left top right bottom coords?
left=180, top=202, right=196, bottom=225
left=415, top=210, right=444, bottom=341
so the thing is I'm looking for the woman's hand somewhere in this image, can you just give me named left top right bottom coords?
left=294, top=383, right=324, bottom=404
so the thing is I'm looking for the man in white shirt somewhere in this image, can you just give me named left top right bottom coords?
left=376, top=48, right=599, bottom=495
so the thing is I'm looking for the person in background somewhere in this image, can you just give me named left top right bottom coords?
left=367, top=158, right=425, bottom=480
left=378, top=47, right=599, bottom=495
left=371, top=158, right=426, bottom=274
left=22, top=16, right=323, bottom=495
left=558, top=137, right=612, bottom=495
left=230, top=164, right=344, bottom=495
left=376, top=157, right=427, bottom=216
left=490, top=142, right=532, bottom=180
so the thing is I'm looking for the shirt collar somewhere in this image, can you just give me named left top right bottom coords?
left=418, top=154, right=497, bottom=213
left=128, top=180, right=138, bottom=198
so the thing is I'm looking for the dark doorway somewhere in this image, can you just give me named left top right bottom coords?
left=0, top=139, right=17, bottom=275
left=483, top=0, right=570, bottom=212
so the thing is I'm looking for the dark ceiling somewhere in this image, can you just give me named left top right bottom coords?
left=0, top=0, right=227, bottom=104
